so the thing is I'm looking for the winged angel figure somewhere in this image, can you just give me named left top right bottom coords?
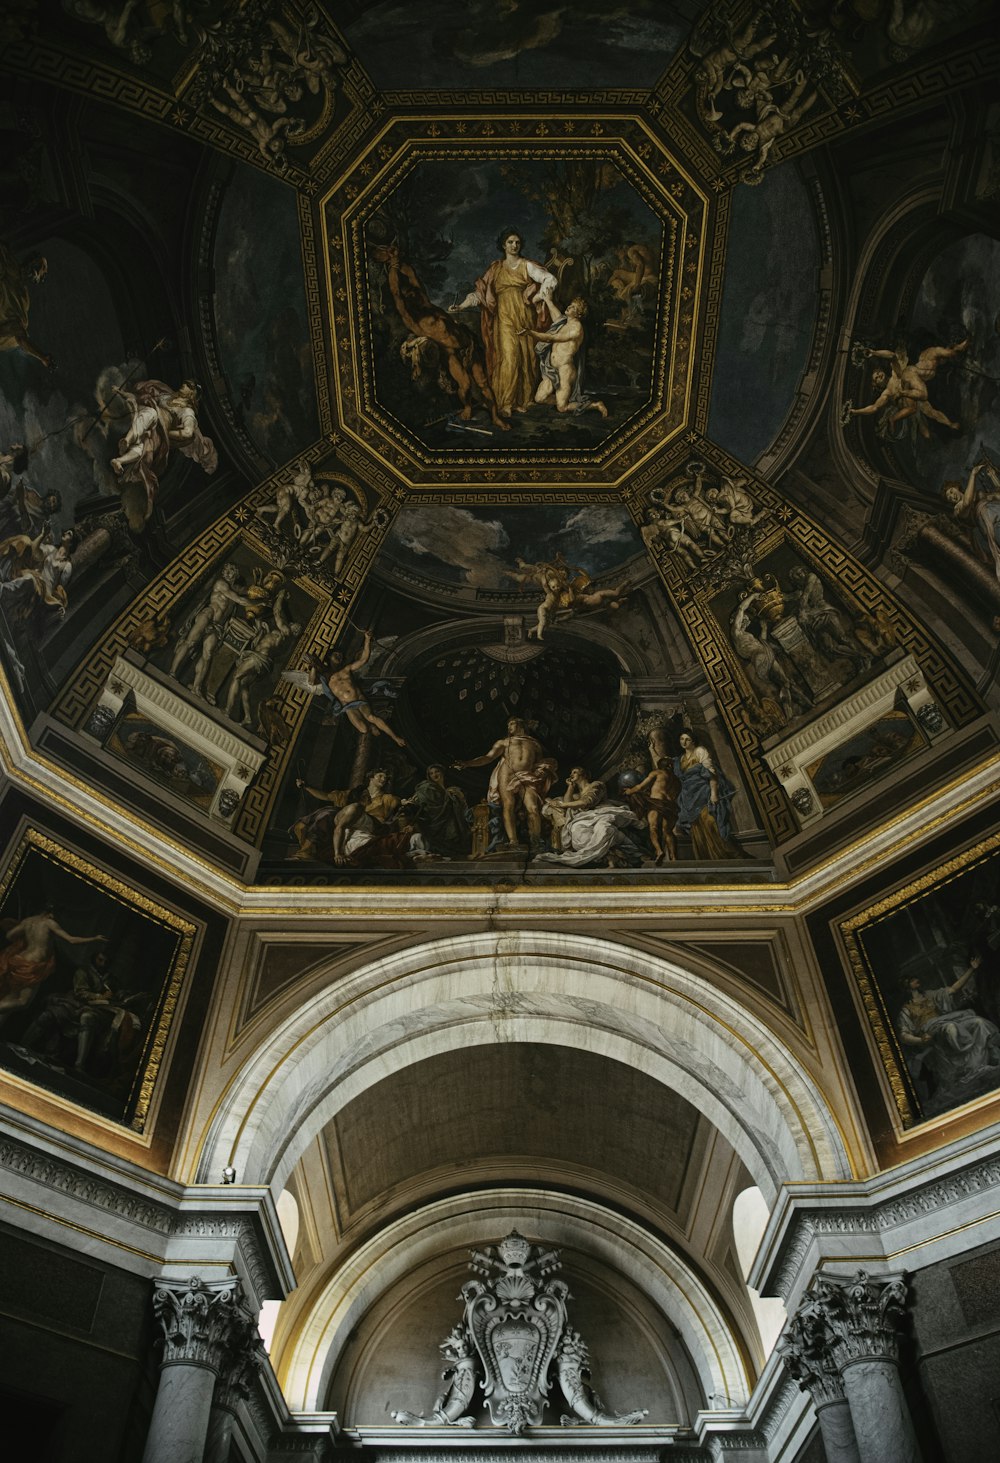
left=280, top=628, right=405, bottom=746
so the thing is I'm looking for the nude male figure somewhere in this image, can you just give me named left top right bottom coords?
left=307, top=630, right=406, bottom=745
left=849, top=340, right=968, bottom=436
left=624, top=760, right=679, bottom=864
left=0, top=908, right=108, bottom=1024
left=670, top=485, right=729, bottom=552
left=170, top=563, right=255, bottom=702
left=521, top=299, right=608, bottom=416
left=300, top=485, right=348, bottom=553
left=454, top=717, right=554, bottom=847
left=224, top=595, right=302, bottom=726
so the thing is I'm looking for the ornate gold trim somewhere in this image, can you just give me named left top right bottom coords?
left=839, top=828, right=1000, bottom=1130
left=0, top=828, right=197, bottom=1134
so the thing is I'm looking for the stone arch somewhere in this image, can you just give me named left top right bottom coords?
left=193, top=930, right=852, bottom=1201
left=277, top=1189, right=750, bottom=1414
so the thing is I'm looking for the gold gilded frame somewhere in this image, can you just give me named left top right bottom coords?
left=839, top=828, right=1000, bottom=1129
left=0, top=828, right=197, bottom=1133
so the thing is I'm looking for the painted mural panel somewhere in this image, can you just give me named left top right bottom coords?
left=841, top=834, right=1000, bottom=1126
left=846, top=234, right=1000, bottom=494
left=805, top=708, right=926, bottom=814
left=0, top=827, right=195, bottom=1130
left=257, top=501, right=761, bottom=881
left=107, top=712, right=224, bottom=813
left=363, top=159, right=664, bottom=451
left=0, top=230, right=223, bottom=721
left=213, top=164, right=319, bottom=465
left=337, top=0, right=686, bottom=89
left=847, top=232, right=1000, bottom=631
left=707, top=162, right=820, bottom=464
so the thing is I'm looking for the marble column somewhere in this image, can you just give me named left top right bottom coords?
left=783, top=1272, right=923, bottom=1463
left=142, top=1276, right=261, bottom=1463
left=779, top=1325, right=860, bottom=1463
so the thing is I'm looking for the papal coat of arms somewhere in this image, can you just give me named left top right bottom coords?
left=391, top=1229, right=648, bottom=1435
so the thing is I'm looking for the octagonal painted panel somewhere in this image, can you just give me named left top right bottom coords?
left=322, top=118, right=709, bottom=489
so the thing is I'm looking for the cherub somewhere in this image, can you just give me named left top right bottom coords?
left=257, top=459, right=316, bottom=536
left=208, top=77, right=304, bottom=165
left=640, top=505, right=704, bottom=572
left=693, top=17, right=777, bottom=123
left=317, top=501, right=387, bottom=575
left=704, top=474, right=765, bottom=532
left=505, top=554, right=627, bottom=641
left=664, top=484, right=729, bottom=552
left=299, top=483, right=349, bottom=551
left=725, top=76, right=818, bottom=178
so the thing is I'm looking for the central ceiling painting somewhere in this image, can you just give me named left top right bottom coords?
left=323, top=122, right=707, bottom=488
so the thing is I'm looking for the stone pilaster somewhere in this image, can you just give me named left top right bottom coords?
left=142, top=1276, right=261, bottom=1463
left=782, top=1273, right=922, bottom=1463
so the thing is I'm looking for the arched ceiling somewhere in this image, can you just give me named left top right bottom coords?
left=0, top=0, right=996, bottom=902
left=312, top=1043, right=724, bottom=1240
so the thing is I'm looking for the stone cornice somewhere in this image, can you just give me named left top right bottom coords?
left=0, top=1126, right=175, bottom=1236
left=0, top=1112, right=292, bottom=1301
left=752, top=1126, right=1000, bottom=1301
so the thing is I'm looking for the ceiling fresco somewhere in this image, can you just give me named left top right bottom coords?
left=0, top=0, right=995, bottom=888
left=706, top=160, right=821, bottom=465
left=324, top=123, right=707, bottom=489
left=335, top=1, right=690, bottom=90
left=212, top=163, right=320, bottom=466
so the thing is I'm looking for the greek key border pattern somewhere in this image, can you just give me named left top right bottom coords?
left=0, top=42, right=309, bottom=189
left=310, top=65, right=387, bottom=183
left=625, top=432, right=982, bottom=840
left=232, top=495, right=402, bottom=843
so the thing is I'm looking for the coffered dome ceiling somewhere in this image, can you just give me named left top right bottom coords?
left=0, top=0, right=996, bottom=891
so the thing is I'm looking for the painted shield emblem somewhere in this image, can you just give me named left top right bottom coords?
left=493, top=1321, right=539, bottom=1394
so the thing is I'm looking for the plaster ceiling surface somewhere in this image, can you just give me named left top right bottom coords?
left=324, top=1042, right=710, bottom=1232
left=0, top=0, right=995, bottom=903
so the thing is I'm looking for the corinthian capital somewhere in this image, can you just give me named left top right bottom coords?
left=777, top=1327, right=845, bottom=1409
left=788, top=1271, right=909, bottom=1373
left=152, top=1276, right=263, bottom=1377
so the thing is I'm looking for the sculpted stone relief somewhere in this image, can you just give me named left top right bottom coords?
left=391, top=1230, right=647, bottom=1435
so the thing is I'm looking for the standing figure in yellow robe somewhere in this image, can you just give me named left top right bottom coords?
left=451, top=229, right=560, bottom=418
